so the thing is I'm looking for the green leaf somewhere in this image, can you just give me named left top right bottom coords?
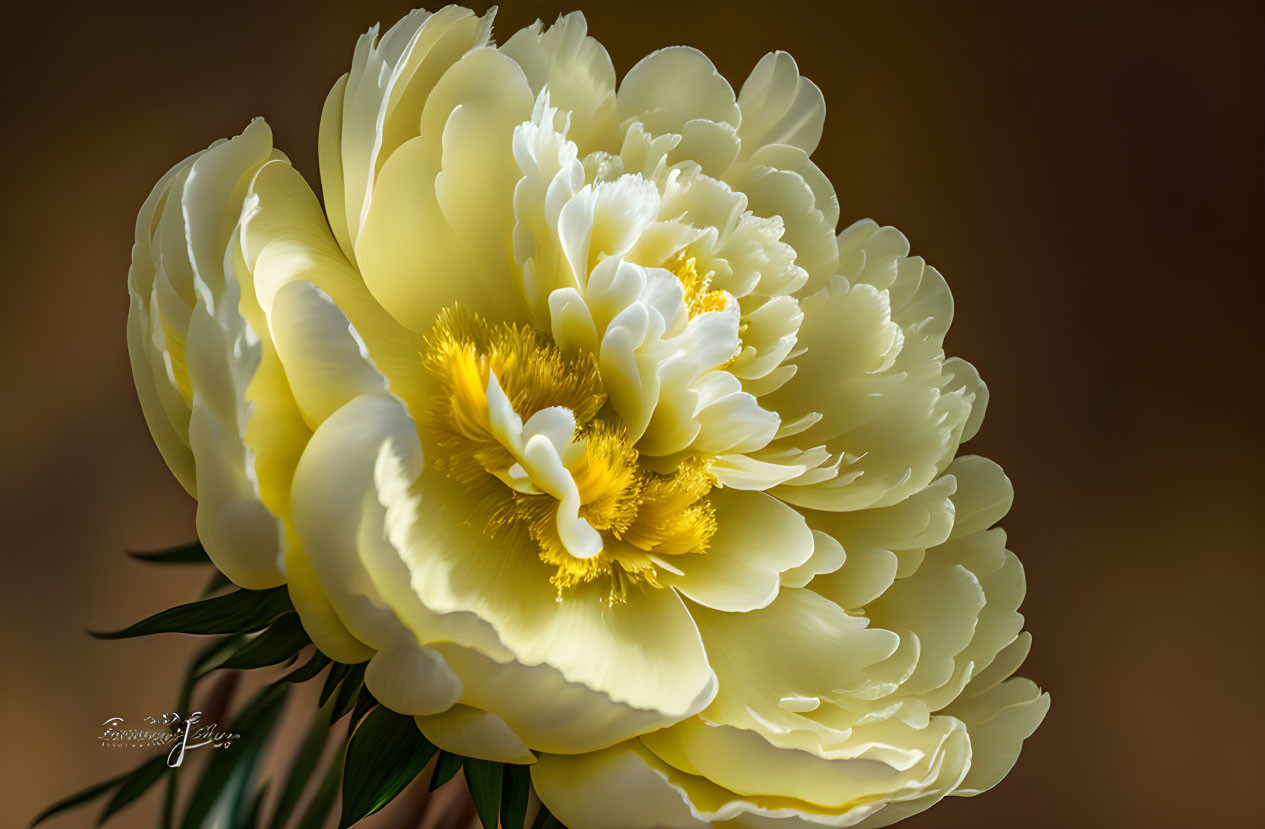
left=31, top=771, right=129, bottom=826
left=160, top=773, right=178, bottom=829
left=91, top=587, right=292, bottom=640
left=348, top=687, right=378, bottom=730
left=179, top=683, right=290, bottom=829
left=165, top=637, right=244, bottom=829
left=98, top=754, right=169, bottom=825
left=330, top=664, right=366, bottom=724
left=532, top=804, right=565, bottom=829
left=128, top=542, right=210, bottom=565
left=282, top=650, right=331, bottom=684
left=242, top=783, right=270, bottom=828
left=295, top=744, right=344, bottom=829
left=176, top=636, right=244, bottom=714
left=265, top=699, right=333, bottom=829
left=200, top=570, right=232, bottom=597
left=218, top=614, right=310, bottom=671
left=429, top=751, right=464, bottom=791
left=465, top=758, right=503, bottom=829
left=338, top=707, right=437, bottom=828
left=500, top=763, right=532, bottom=829
left=318, top=662, right=352, bottom=707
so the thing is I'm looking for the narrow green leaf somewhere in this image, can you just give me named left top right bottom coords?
left=171, top=636, right=243, bottom=829
left=91, top=587, right=292, bottom=640
left=318, top=662, right=352, bottom=707
left=242, top=782, right=270, bottom=828
left=500, top=763, right=531, bottom=829
left=265, top=699, right=333, bottom=829
left=179, top=683, right=290, bottom=829
left=98, top=754, right=168, bottom=825
left=330, top=664, right=366, bottom=724
left=176, top=636, right=243, bottom=714
left=200, top=570, right=232, bottom=597
left=429, top=751, right=464, bottom=791
left=31, top=771, right=128, bottom=826
left=218, top=614, right=310, bottom=671
left=166, top=635, right=246, bottom=825
left=128, top=542, right=210, bottom=565
left=348, top=687, right=378, bottom=730
left=160, top=772, right=177, bottom=829
left=338, top=707, right=437, bottom=828
left=295, top=744, right=344, bottom=829
left=532, top=804, right=564, bottom=829
left=282, top=650, right=331, bottom=684
left=465, top=758, right=503, bottom=829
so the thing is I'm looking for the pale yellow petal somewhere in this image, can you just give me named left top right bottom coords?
left=618, top=46, right=741, bottom=135
left=354, top=135, right=489, bottom=331
left=945, top=678, right=1049, bottom=796
left=284, top=541, right=374, bottom=663
left=364, top=640, right=463, bottom=716
left=663, top=490, right=814, bottom=611
left=737, top=51, right=826, bottom=158
left=416, top=704, right=536, bottom=764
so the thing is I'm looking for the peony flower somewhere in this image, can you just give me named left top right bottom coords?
left=127, top=6, right=1048, bottom=826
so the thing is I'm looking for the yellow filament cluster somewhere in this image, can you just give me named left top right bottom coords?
left=423, top=306, right=717, bottom=596
left=670, top=254, right=728, bottom=317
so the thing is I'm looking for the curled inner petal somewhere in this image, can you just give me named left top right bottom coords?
left=422, top=305, right=717, bottom=598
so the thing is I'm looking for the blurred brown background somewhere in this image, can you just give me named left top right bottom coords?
left=2, top=0, right=1261, bottom=826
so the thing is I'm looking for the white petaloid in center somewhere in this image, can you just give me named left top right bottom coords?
left=484, top=373, right=600, bottom=558
left=512, top=99, right=789, bottom=469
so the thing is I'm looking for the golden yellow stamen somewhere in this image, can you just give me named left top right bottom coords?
left=421, top=305, right=718, bottom=597
left=669, top=254, right=728, bottom=318
left=621, top=457, right=717, bottom=556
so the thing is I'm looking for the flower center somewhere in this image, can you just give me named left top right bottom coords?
left=670, top=254, right=728, bottom=318
left=422, top=306, right=717, bottom=598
